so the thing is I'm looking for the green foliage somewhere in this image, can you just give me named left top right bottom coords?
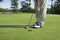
left=20, top=0, right=33, bottom=13
left=50, top=0, right=54, bottom=14
left=0, top=8, right=10, bottom=12
left=11, top=0, right=18, bottom=11
left=54, top=0, right=60, bottom=14
left=54, top=4, right=60, bottom=14
left=52, top=0, right=60, bottom=14
left=0, top=0, right=3, bottom=8
left=20, top=8, right=35, bottom=13
left=0, top=0, right=2, bottom=2
left=47, top=8, right=51, bottom=14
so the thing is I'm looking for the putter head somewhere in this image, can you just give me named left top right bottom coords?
left=28, top=29, right=32, bottom=31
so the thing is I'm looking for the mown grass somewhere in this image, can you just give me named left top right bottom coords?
left=0, top=13, right=60, bottom=40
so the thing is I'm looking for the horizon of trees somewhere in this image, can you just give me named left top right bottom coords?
left=0, top=0, right=60, bottom=14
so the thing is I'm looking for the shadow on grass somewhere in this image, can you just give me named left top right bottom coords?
left=0, top=25, right=33, bottom=28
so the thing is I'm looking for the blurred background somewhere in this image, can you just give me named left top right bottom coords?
left=0, top=0, right=60, bottom=14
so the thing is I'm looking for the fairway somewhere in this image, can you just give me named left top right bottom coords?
left=0, top=13, right=60, bottom=40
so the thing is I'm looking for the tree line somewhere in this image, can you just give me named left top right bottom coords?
left=0, top=0, right=60, bottom=14
left=49, top=0, right=60, bottom=14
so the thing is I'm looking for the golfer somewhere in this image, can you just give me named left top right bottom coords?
left=34, top=0, right=48, bottom=28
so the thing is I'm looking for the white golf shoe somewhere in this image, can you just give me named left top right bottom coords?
left=33, top=22, right=44, bottom=28
left=33, top=22, right=40, bottom=28
left=34, top=24, right=40, bottom=28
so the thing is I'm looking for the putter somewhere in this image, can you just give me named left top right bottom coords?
left=26, top=13, right=34, bottom=29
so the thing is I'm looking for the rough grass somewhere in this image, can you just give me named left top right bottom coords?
left=0, top=13, right=60, bottom=40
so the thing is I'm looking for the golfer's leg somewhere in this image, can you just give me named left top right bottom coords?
left=36, top=0, right=48, bottom=27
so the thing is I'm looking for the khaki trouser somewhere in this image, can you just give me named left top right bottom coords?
left=35, top=0, right=48, bottom=27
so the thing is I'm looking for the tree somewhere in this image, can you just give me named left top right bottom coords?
left=51, top=0, right=54, bottom=13
left=11, top=0, right=18, bottom=11
left=0, top=0, right=3, bottom=7
left=26, top=0, right=31, bottom=6
left=53, top=0, right=60, bottom=14
left=0, top=0, right=3, bottom=12
left=20, top=0, right=33, bottom=13
left=0, top=0, right=2, bottom=2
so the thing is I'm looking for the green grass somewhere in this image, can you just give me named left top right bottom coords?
left=0, top=12, right=36, bottom=25
left=0, top=13, right=60, bottom=40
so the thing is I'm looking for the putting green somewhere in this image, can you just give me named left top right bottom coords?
left=0, top=13, right=60, bottom=40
